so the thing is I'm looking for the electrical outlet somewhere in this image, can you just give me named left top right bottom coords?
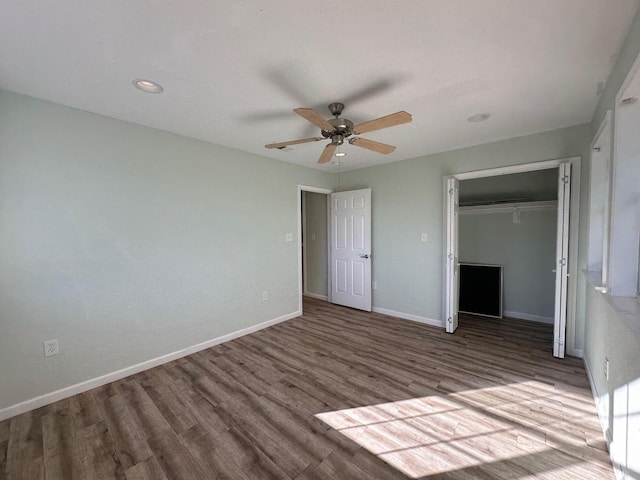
left=285, top=233, right=293, bottom=242
left=44, top=339, right=59, bottom=357
left=372, top=281, right=377, bottom=290
left=262, top=291, right=268, bottom=301
left=604, top=357, right=609, bottom=381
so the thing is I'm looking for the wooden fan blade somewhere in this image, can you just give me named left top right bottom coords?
left=349, top=137, right=396, bottom=155
left=265, top=137, right=324, bottom=149
left=318, top=143, right=337, bottom=164
left=353, top=111, right=412, bottom=135
left=294, top=108, right=334, bottom=131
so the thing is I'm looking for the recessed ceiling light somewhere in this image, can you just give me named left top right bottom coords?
left=335, top=151, right=347, bottom=157
left=621, top=96, right=637, bottom=106
left=467, top=113, right=491, bottom=123
left=132, top=79, right=164, bottom=94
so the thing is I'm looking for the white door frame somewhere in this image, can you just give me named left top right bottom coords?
left=297, top=185, right=332, bottom=314
left=442, top=156, right=582, bottom=357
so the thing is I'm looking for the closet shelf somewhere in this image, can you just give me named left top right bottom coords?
left=459, top=200, right=557, bottom=215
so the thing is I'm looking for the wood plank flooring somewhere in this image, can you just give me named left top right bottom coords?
left=1, top=299, right=613, bottom=479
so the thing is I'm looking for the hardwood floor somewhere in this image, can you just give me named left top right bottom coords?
left=1, top=298, right=613, bottom=479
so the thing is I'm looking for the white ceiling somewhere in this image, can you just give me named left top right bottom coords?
left=1, top=1, right=638, bottom=171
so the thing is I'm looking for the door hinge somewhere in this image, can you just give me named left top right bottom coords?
left=561, top=175, right=569, bottom=184
left=558, top=258, right=567, bottom=266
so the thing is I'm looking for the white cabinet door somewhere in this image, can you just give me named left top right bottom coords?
left=445, top=178, right=459, bottom=333
left=330, top=189, right=372, bottom=311
left=553, top=163, right=571, bottom=358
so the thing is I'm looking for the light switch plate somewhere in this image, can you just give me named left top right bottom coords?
left=421, top=233, right=428, bottom=242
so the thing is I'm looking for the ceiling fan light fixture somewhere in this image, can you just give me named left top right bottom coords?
left=132, top=79, right=164, bottom=94
left=467, top=112, right=491, bottom=123
left=268, top=102, right=411, bottom=164
left=335, top=151, right=347, bottom=157
left=331, top=134, right=345, bottom=145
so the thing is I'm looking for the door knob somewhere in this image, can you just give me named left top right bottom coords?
left=360, top=254, right=370, bottom=259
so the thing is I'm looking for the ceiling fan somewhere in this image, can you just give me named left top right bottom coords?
left=265, top=102, right=412, bottom=164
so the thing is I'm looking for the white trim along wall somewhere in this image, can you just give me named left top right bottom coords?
left=0, top=310, right=298, bottom=422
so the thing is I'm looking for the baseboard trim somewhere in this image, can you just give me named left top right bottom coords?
left=568, top=348, right=584, bottom=358
left=583, top=356, right=620, bottom=478
left=584, top=356, right=611, bottom=444
left=0, top=310, right=301, bottom=422
left=504, top=310, right=554, bottom=324
left=303, top=292, right=328, bottom=301
left=373, top=307, right=444, bottom=328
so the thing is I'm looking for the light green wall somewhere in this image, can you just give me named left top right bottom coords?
left=459, top=209, right=557, bottom=321
left=582, top=9, right=640, bottom=478
left=338, top=124, right=591, bottom=335
left=584, top=286, right=640, bottom=478
left=303, top=191, right=328, bottom=297
left=0, top=89, right=333, bottom=411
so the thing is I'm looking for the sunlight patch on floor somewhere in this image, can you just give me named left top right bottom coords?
left=316, top=381, right=608, bottom=478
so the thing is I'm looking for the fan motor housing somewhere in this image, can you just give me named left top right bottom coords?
left=328, top=102, right=345, bottom=116
left=321, top=117, right=354, bottom=140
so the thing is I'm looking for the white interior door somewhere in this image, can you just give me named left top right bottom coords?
left=445, top=178, right=459, bottom=333
left=553, top=163, right=571, bottom=358
left=330, top=189, right=372, bottom=311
